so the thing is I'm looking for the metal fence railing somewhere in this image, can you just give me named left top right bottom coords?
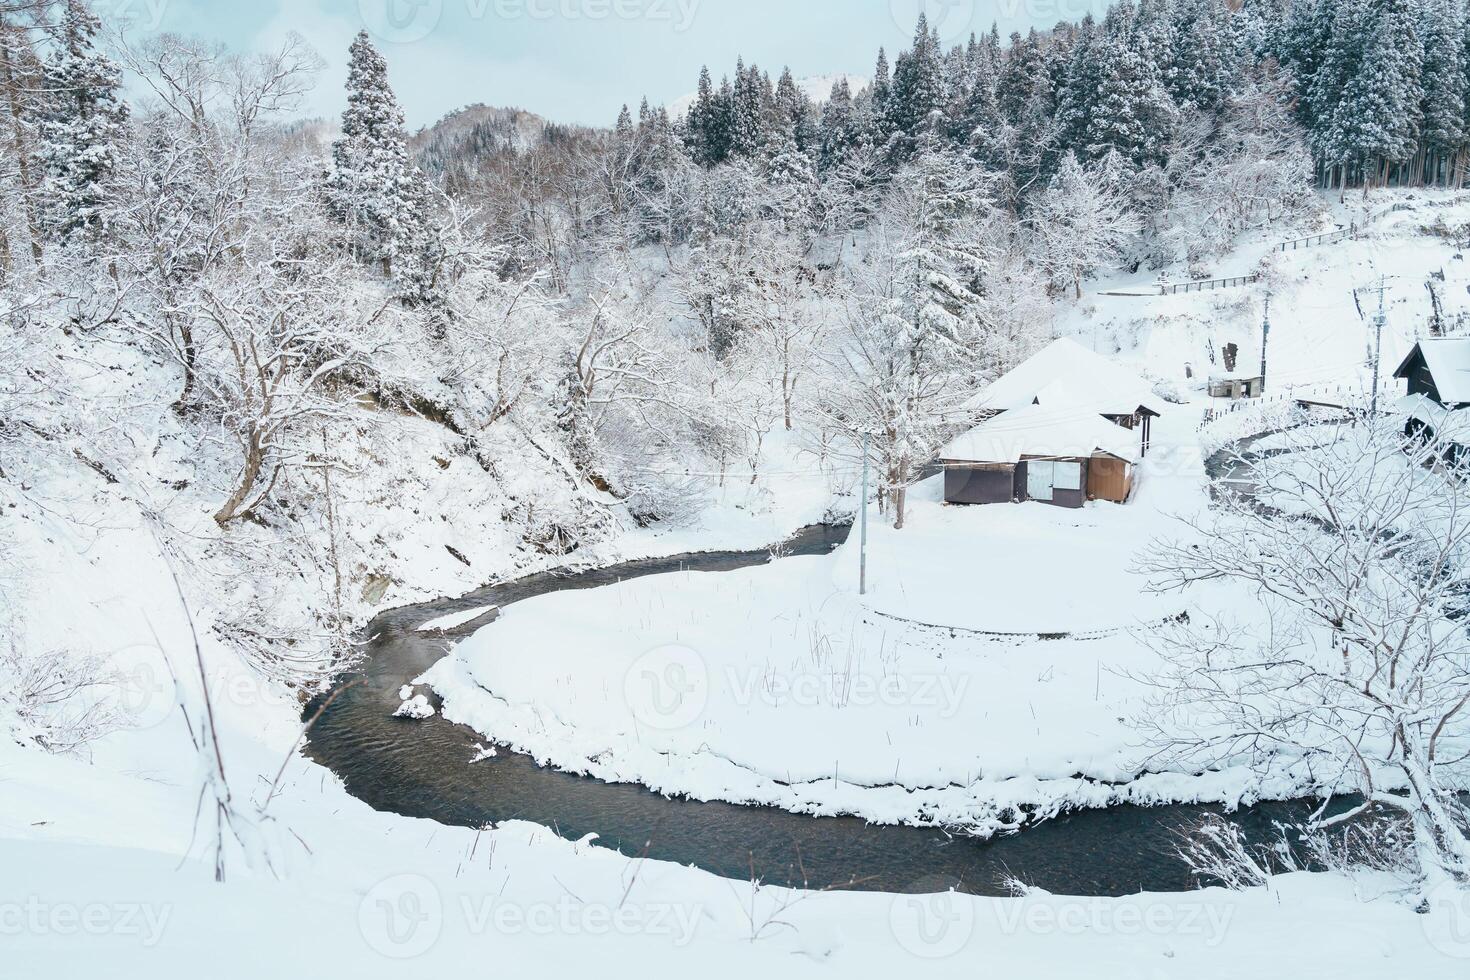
left=1278, top=223, right=1358, bottom=252
left=1159, top=273, right=1260, bottom=296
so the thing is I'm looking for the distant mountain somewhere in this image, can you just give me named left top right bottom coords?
left=667, top=73, right=870, bottom=120
left=413, top=105, right=552, bottom=154
left=412, top=104, right=601, bottom=175
left=278, top=117, right=340, bottom=154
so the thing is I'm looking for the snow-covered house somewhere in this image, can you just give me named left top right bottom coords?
left=1393, top=339, right=1470, bottom=454
left=1394, top=337, right=1470, bottom=407
left=964, top=337, right=1164, bottom=458
left=939, top=404, right=1142, bottom=508
left=937, top=339, right=1161, bottom=508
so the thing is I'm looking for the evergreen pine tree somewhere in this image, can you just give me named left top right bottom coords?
left=887, top=15, right=947, bottom=140
left=818, top=77, right=856, bottom=170
left=39, top=0, right=128, bottom=240
left=685, top=66, right=720, bottom=165
left=730, top=59, right=767, bottom=158
left=1462, top=0, right=1470, bottom=177
left=1054, top=17, right=1103, bottom=155
left=1240, top=0, right=1293, bottom=62
left=869, top=47, right=893, bottom=145
left=1083, top=11, right=1180, bottom=168
left=325, top=31, right=428, bottom=279
left=712, top=74, right=735, bottom=161
left=1169, top=0, right=1244, bottom=114
left=1325, top=0, right=1423, bottom=186
left=774, top=67, right=801, bottom=134
left=1418, top=0, right=1465, bottom=182
left=955, top=24, right=1001, bottom=142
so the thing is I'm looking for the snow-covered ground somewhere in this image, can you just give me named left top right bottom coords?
left=420, top=408, right=1308, bottom=830
left=8, top=192, right=1470, bottom=976
left=417, top=187, right=1470, bottom=829
left=1067, top=191, right=1467, bottom=403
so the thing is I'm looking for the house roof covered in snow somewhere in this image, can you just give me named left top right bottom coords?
left=1395, top=393, right=1470, bottom=441
left=1394, top=338, right=1470, bottom=404
left=964, top=338, right=1166, bottom=418
left=939, top=404, right=1143, bottom=465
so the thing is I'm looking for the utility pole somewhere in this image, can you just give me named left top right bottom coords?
left=1371, top=276, right=1387, bottom=416
left=859, top=431, right=869, bottom=596
left=1260, top=290, right=1271, bottom=394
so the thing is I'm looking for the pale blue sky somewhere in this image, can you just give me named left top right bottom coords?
left=112, top=0, right=1100, bottom=130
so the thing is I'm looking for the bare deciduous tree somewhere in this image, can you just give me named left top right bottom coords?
left=188, top=258, right=390, bottom=527
left=1140, top=420, right=1470, bottom=889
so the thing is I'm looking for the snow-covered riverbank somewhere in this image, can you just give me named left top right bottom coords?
left=421, top=409, right=1303, bottom=831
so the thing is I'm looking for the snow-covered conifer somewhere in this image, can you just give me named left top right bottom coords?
left=1083, top=11, right=1180, bottom=167
left=324, top=31, right=427, bottom=279
left=39, top=0, right=128, bottom=241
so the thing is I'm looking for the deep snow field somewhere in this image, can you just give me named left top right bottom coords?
left=7, top=191, right=1470, bottom=976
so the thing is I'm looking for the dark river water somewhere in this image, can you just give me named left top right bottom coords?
left=303, top=524, right=1327, bottom=897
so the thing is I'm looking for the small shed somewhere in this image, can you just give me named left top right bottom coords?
left=1208, top=374, right=1264, bottom=399
left=1393, top=338, right=1470, bottom=407
left=940, top=405, right=1142, bottom=509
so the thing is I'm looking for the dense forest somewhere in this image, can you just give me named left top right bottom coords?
left=669, top=0, right=1470, bottom=192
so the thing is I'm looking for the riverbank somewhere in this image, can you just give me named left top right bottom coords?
left=419, top=408, right=1299, bottom=831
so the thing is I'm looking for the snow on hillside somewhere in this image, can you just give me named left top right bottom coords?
left=411, top=103, right=557, bottom=155
left=1061, top=192, right=1470, bottom=402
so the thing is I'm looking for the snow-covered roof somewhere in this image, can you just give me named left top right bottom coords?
left=965, top=338, right=1166, bottom=418
left=1396, top=338, right=1470, bottom=404
left=1394, top=393, right=1470, bottom=441
left=940, top=404, right=1142, bottom=465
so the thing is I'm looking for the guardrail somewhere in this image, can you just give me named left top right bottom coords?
left=1278, top=223, right=1358, bottom=252
left=1159, top=273, right=1260, bottom=295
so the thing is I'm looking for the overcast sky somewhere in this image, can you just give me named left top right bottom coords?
left=113, top=0, right=1100, bottom=130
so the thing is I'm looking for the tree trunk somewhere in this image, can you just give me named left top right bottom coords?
left=215, top=430, right=265, bottom=527
left=1399, top=730, right=1470, bottom=886
left=177, top=316, right=197, bottom=406
left=0, top=19, right=44, bottom=270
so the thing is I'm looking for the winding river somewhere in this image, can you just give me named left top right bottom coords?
left=302, top=522, right=1336, bottom=897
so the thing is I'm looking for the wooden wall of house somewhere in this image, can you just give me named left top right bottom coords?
left=1401, top=351, right=1441, bottom=402
left=1087, top=457, right=1134, bottom=503
left=944, top=463, right=1018, bottom=504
